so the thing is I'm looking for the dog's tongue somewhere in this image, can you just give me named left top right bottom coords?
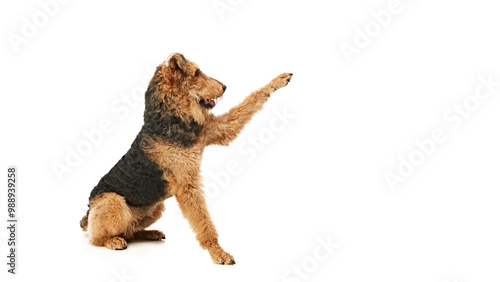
left=208, top=99, right=216, bottom=107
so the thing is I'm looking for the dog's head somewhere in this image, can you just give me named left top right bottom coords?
left=146, top=53, right=226, bottom=124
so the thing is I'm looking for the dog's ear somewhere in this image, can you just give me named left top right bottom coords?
left=167, top=53, right=188, bottom=73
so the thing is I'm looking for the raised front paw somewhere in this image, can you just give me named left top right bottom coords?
left=269, top=73, right=293, bottom=91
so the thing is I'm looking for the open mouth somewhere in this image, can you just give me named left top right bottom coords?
left=199, top=97, right=222, bottom=109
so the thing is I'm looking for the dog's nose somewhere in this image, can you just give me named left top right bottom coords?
left=222, top=85, right=227, bottom=92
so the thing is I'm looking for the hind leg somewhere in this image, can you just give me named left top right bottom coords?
left=88, top=193, right=133, bottom=250
left=133, top=230, right=165, bottom=240
left=131, top=202, right=166, bottom=241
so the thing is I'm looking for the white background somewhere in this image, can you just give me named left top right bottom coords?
left=1, top=0, right=500, bottom=281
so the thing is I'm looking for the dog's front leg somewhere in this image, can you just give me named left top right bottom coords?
left=174, top=184, right=235, bottom=265
left=204, top=73, right=293, bottom=146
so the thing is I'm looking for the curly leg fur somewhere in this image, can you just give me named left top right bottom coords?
left=174, top=184, right=235, bottom=265
left=204, top=73, right=293, bottom=146
left=87, top=193, right=133, bottom=249
left=86, top=193, right=166, bottom=249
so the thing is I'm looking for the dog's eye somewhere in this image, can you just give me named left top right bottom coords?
left=194, top=69, right=201, bottom=77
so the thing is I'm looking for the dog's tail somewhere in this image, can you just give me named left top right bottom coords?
left=80, top=206, right=90, bottom=231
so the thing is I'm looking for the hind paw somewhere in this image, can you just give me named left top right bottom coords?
left=104, top=237, right=128, bottom=250
left=133, top=230, right=165, bottom=241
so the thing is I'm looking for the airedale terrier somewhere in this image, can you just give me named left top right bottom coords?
left=80, top=53, right=292, bottom=264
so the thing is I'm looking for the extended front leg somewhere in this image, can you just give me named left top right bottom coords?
left=174, top=185, right=235, bottom=265
left=204, top=73, right=293, bottom=146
